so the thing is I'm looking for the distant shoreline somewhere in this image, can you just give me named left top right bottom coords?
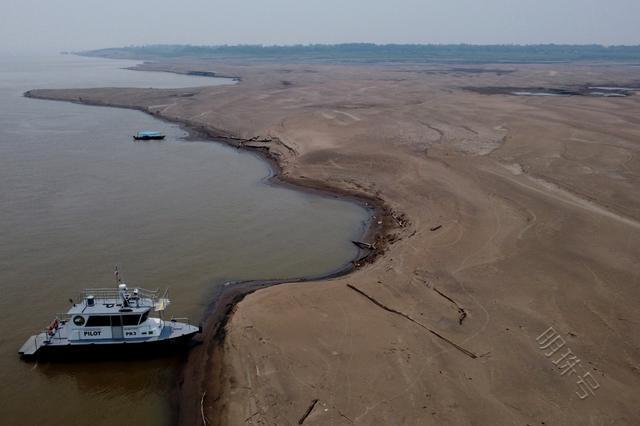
left=122, top=65, right=242, bottom=83
left=78, top=43, right=640, bottom=64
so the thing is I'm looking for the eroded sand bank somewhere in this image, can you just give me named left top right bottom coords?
left=29, top=60, right=640, bottom=425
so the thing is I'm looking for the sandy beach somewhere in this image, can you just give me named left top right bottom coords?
left=28, top=60, right=640, bottom=425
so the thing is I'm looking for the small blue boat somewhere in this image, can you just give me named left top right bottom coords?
left=133, top=131, right=165, bottom=141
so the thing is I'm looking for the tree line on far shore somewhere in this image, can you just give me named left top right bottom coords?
left=81, top=43, right=640, bottom=63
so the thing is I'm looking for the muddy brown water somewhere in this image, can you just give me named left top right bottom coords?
left=0, top=55, right=369, bottom=425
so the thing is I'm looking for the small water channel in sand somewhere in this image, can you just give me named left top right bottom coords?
left=0, top=55, right=369, bottom=425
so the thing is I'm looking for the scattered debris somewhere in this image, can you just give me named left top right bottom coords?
left=430, top=225, right=442, bottom=231
left=433, top=287, right=467, bottom=325
left=458, top=310, right=467, bottom=325
left=346, top=284, right=477, bottom=359
left=335, top=407, right=354, bottom=423
left=385, top=234, right=399, bottom=244
left=298, top=399, right=319, bottom=425
left=244, top=411, right=260, bottom=422
left=200, top=392, right=208, bottom=425
left=352, top=240, right=376, bottom=250
left=392, top=212, right=409, bottom=228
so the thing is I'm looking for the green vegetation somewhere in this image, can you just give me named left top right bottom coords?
left=81, top=43, right=640, bottom=63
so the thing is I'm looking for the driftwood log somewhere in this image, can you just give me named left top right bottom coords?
left=352, top=240, right=376, bottom=250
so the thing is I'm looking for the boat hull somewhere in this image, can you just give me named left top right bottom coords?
left=20, top=330, right=199, bottom=361
left=133, top=135, right=165, bottom=141
left=19, top=321, right=201, bottom=361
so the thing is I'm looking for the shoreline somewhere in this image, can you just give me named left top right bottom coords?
left=23, top=89, right=397, bottom=424
left=23, top=89, right=396, bottom=257
left=18, top=59, right=640, bottom=424
left=23, top=89, right=395, bottom=258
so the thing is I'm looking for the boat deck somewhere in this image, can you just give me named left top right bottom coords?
left=18, top=332, right=48, bottom=357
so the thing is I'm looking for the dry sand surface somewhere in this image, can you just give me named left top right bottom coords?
left=29, top=60, right=640, bottom=425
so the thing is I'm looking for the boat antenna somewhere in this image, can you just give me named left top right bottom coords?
left=114, top=265, right=122, bottom=283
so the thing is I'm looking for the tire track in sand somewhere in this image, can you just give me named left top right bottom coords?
left=484, top=164, right=640, bottom=231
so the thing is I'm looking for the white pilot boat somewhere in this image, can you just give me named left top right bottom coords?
left=19, top=282, right=200, bottom=360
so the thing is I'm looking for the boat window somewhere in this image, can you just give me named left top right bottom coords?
left=85, top=316, right=111, bottom=327
left=139, top=311, right=149, bottom=324
left=110, top=315, right=122, bottom=326
left=122, top=315, right=141, bottom=326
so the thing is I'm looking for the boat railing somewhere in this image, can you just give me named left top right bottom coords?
left=80, top=287, right=161, bottom=302
left=169, top=317, right=192, bottom=329
left=42, top=330, right=66, bottom=342
left=40, top=315, right=69, bottom=344
left=55, top=313, right=72, bottom=322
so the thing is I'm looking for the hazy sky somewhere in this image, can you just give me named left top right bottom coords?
left=2, top=0, right=640, bottom=53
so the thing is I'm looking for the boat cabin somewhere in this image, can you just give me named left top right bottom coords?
left=65, top=284, right=167, bottom=341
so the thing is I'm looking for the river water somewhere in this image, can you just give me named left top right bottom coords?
left=0, top=55, right=368, bottom=425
